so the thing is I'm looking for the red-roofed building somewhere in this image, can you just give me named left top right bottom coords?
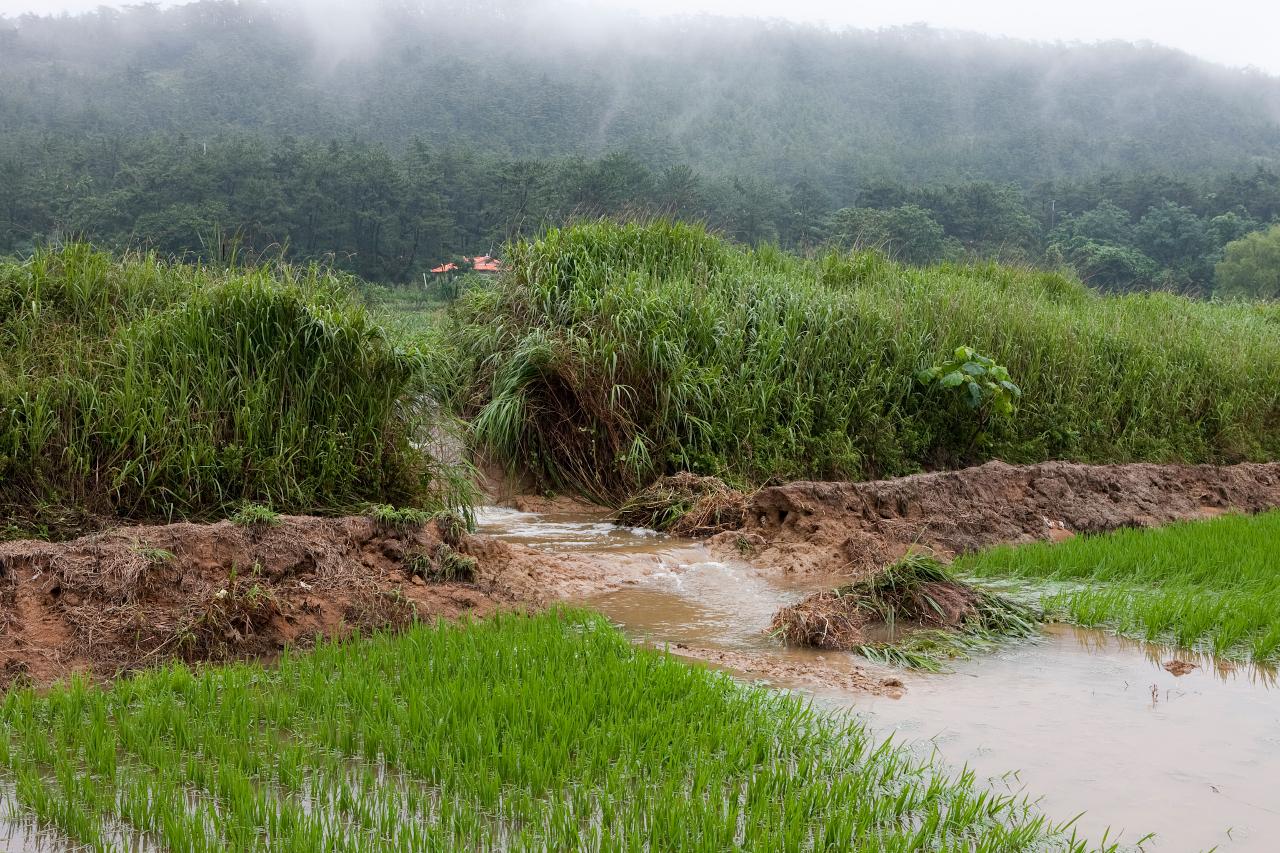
left=430, top=256, right=503, bottom=274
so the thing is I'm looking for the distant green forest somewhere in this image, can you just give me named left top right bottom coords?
left=4, top=133, right=1279, bottom=294
left=3, top=1, right=1280, bottom=292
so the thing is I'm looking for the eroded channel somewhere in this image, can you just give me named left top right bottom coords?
left=476, top=507, right=1280, bottom=852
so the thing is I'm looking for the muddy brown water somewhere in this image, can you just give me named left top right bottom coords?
left=477, top=508, right=1280, bottom=853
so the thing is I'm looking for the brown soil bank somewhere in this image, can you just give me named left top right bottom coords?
left=0, top=516, right=518, bottom=690
left=726, top=461, right=1280, bottom=578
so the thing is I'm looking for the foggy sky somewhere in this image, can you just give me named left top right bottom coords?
left=2, top=0, right=1277, bottom=76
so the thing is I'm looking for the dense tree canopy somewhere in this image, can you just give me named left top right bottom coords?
left=1, top=132, right=1277, bottom=292
left=1216, top=225, right=1280, bottom=300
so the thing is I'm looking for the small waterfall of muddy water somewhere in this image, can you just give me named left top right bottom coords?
left=476, top=506, right=1280, bottom=853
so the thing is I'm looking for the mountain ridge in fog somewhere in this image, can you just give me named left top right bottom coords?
left=1, top=0, right=1278, bottom=188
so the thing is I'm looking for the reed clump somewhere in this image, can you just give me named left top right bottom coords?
left=0, top=245, right=471, bottom=538
left=771, top=555, right=1042, bottom=669
left=454, top=219, right=1280, bottom=502
left=613, top=472, right=747, bottom=536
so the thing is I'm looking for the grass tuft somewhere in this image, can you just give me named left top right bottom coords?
left=365, top=504, right=431, bottom=531
left=772, top=555, right=1043, bottom=669
left=230, top=503, right=281, bottom=528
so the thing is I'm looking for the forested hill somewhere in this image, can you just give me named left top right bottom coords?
left=3, top=0, right=1280, bottom=188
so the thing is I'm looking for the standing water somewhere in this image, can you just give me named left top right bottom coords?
left=476, top=507, right=1280, bottom=852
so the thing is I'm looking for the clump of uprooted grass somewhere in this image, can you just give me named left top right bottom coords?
left=613, top=472, right=748, bottom=536
left=771, top=555, right=1042, bottom=670
left=958, top=510, right=1280, bottom=664
left=0, top=610, right=1108, bottom=851
left=453, top=219, right=1280, bottom=502
left=0, top=245, right=473, bottom=538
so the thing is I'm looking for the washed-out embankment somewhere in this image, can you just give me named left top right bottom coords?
left=3, top=460, right=1279, bottom=690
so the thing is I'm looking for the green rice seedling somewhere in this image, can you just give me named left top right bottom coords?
left=957, top=511, right=1280, bottom=663
left=452, top=220, right=1280, bottom=501
left=0, top=611, right=1116, bottom=851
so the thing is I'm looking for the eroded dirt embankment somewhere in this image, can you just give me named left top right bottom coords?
left=718, top=461, right=1280, bottom=579
left=6, top=461, right=1280, bottom=691
left=0, top=516, right=518, bottom=690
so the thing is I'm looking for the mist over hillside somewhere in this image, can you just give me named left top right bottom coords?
left=3, top=0, right=1279, bottom=188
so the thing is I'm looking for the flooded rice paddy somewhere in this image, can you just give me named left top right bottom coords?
left=477, top=507, right=1280, bottom=852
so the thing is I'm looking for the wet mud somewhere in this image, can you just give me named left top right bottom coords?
left=0, top=515, right=510, bottom=689
left=731, top=459, right=1280, bottom=577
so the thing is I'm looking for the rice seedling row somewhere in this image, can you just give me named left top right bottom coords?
left=956, top=511, right=1280, bottom=663
left=0, top=611, right=1108, bottom=851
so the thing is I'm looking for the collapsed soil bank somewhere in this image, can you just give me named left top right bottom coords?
left=0, top=516, right=518, bottom=689
left=727, top=460, right=1280, bottom=579
left=5, top=460, right=1280, bottom=690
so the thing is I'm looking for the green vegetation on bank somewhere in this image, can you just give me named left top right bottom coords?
left=957, top=511, right=1280, bottom=663
left=0, top=610, right=1102, bottom=851
left=0, top=245, right=468, bottom=539
left=453, top=220, right=1280, bottom=501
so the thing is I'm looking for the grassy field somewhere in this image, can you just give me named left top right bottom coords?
left=0, top=610, right=1109, bottom=852
left=958, top=511, right=1280, bottom=663
left=451, top=220, right=1280, bottom=501
left=0, top=245, right=470, bottom=539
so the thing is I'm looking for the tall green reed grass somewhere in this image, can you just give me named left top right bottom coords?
left=0, top=245, right=471, bottom=537
left=0, top=610, right=1106, bottom=851
left=452, top=220, right=1280, bottom=501
left=957, top=511, right=1280, bottom=662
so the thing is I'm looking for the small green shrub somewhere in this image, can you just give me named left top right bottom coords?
left=430, top=510, right=469, bottom=547
left=231, top=504, right=281, bottom=528
left=917, top=346, right=1022, bottom=457
left=917, top=346, right=1022, bottom=416
left=407, top=543, right=478, bottom=583
left=366, top=504, right=430, bottom=531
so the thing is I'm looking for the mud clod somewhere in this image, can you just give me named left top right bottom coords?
left=1164, top=659, right=1200, bottom=677
left=615, top=473, right=748, bottom=537
left=770, top=555, right=1040, bottom=653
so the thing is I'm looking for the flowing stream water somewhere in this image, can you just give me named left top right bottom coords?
left=476, top=507, right=1280, bottom=852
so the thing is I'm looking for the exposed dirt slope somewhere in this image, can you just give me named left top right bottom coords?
left=721, top=461, right=1280, bottom=578
left=0, top=516, right=518, bottom=689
